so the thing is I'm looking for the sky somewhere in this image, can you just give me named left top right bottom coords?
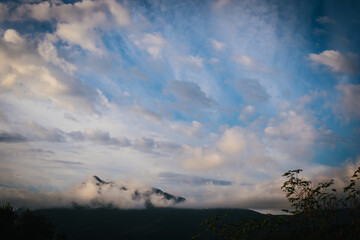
left=0, top=0, right=359, bottom=211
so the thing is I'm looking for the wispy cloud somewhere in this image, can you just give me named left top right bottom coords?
left=308, top=50, right=360, bottom=75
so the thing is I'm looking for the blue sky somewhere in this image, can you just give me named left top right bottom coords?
left=0, top=0, right=359, bottom=211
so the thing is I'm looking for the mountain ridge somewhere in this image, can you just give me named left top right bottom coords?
left=74, top=175, right=186, bottom=209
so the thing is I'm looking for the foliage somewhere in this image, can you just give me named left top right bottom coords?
left=0, top=203, right=67, bottom=240
left=196, top=167, right=360, bottom=240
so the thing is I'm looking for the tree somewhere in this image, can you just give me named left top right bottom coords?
left=0, top=203, right=66, bottom=240
left=196, top=166, right=360, bottom=240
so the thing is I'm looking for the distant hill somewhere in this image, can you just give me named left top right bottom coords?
left=38, top=207, right=266, bottom=240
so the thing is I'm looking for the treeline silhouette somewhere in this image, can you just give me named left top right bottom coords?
left=0, top=203, right=66, bottom=240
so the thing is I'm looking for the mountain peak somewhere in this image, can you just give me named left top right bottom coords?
left=78, top=175, right=186, bottom=208
left=93, top=175, right=106, bottom=184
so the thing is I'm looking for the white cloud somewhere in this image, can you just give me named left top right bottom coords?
left=182, top=55, right=204, bottom=68
left=0, top=175, right=184, bottom=209
left=170, top=120, right=203, bottom=138
left=178, top=125, right=271, bottom=171
left=26, top=1, right=51, bottom=21
left=3, top=29, right=25, bottom=45
left=264, top=110, right=316, bottom=159
left=105, top=0, right=131, bottom=26
left=217, top=127, right=246, bottom=155
left=56, top=12, right=107, bottom=54
left=308, top=50, right=359, bottom=74
left=37, top=35, right=77, bottom=73
left=233, top=54, right=272, bottom=73
left=132, top=32, right=167, bottom=59
left=9, top=0, right=131, bottom=54
left=234, top=55, right=256, bottom=68
left=181, top=145, right=224, bottom=170
left=0, top=29, right=102, bottom=113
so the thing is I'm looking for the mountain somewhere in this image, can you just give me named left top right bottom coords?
left=73, top=175, right=185, bottom=208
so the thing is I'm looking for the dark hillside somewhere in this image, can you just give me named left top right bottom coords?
left=38, top=207, right=266, bottom=240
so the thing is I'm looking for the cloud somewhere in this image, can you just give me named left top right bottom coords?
left=64, top=112, right=77, bottom=121
left=181, top=145, right=224, bottom=170
left=131, top=105, right=162, bottom=123
left=308, top=50, right=360, bottom=74
left=134, top=137, right=155, bottom=152
left=170, top=120, right=203, bottom=138
left=316, top=16, right=336, bottom=24
left=235, top=78, right=270, bottom=104
left=211, top=39, right=226, bottom=51
left=0, top=175, right=184, bottom=209
left=82, top=129, right=131, bottom=147
left=5, top=120, right=131, bottom=147
left=234, top=55, right=256, bottom=68
left=49, top=160, right=83, bottom=166
left=0, top=3, right=9, bottom=23
left=156, top=141, right=181, bottom=153
left=23, top=121, right=67, bottom=142
left=233, top=54, right=272, bottom=72
left=2, top=159, right=359, bottom=211
left=239, top=105, right=255, bottom=121
left=214, top=0, right=231, bottom=9
left=182, top=55, right=204, bottom=68
left=0, top=131, right=27, bottom=143
left=105, top=0, right=131, bottom=26
left=9, top=0, right=131, bottom=54
left=209, top=58, right=220, bottom=64
left=55, top=12, right=107, bottom=54
left=164, top=80, right=215, bottom=109
left=0, top=29, right=102, bottom=113
left=158, top=172, right=232, bottom=186
left=67, top=129, right=131, bottom=147
left=132, top=32, right=167, bottom=59
left=335, top=84, right=360, bottom=122
left=217, top=127, right=246, bottom=155
left=3, top=29, right=25, bottom=45
left=177, top=125, right=272, bottom=171
left=37, top=35, right=77, bottom=73
left=264, top=110, right=316, bottom=159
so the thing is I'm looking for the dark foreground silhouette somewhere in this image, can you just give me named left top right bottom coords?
left=0, top=203, right=66, bottom=240
left=38, top=207, right=265, bottom=240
